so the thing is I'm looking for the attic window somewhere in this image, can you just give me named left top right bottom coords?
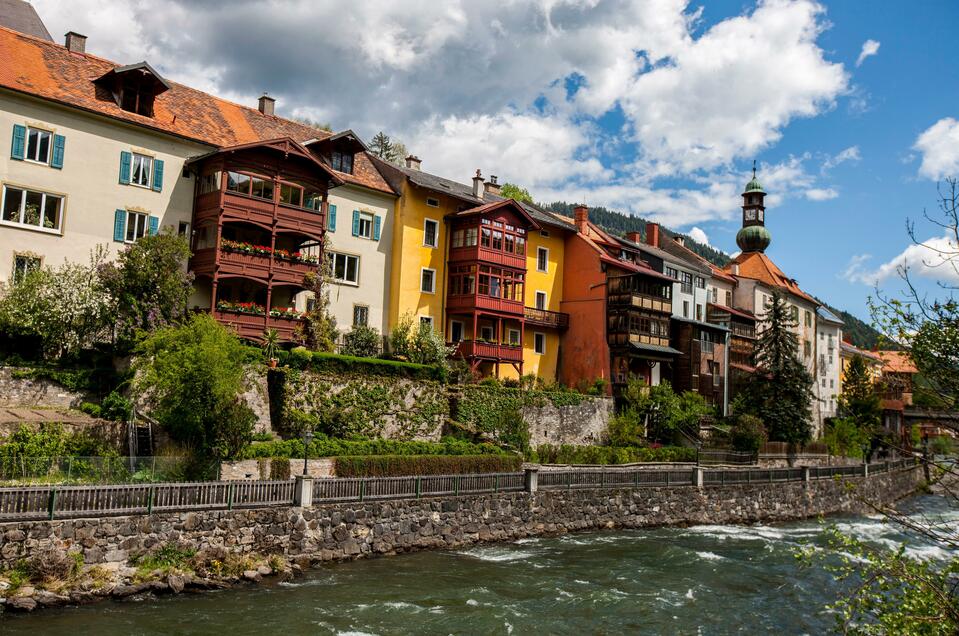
left=120, top=77, right=155, bottom=116
left=331, top=151, right=354, bottom=174
left=95, top=62, right=170, bottom=119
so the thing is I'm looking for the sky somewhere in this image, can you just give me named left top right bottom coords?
left=30, top=0, right=959, bottom=321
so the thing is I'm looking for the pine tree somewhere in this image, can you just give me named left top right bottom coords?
left=368, top=132, right=394, bottom=161
left=739, top=291, right=815, bottom=444
left=838, top=354, right=883, bottom=439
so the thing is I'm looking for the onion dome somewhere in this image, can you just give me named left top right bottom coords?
left=736, top=224, right=771, bottom=253
left=743, top=175, right=764, bottom=194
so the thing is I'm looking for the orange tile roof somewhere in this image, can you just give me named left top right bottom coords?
left=723, top=251, right=817, bottom=304
left=877, top=350, right=918, bottom=374
left=0, top=25, right=394, bottom=194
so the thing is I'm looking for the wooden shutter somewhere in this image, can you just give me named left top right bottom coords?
left=51, top=134, right=65, bottom=169
left=351, top=210, right=360, bottom=236
left=148, top=216, right=159, bottom=235
left=373, top=215, right=381, bottom=241
left=114, top=209, right=127, bottom=242
left=329, top=204, right=337, bottom=232
left=119, top=151, right=132, bottom=184
left=10, top=124, right=26, bottom=160
left=151, top=159, right=164, bottom=192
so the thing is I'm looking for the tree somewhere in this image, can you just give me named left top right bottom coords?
left=738, top=291, right=815, bottom=444
left=341, top=324, right=381, bottom=358
left=501, top=183, right=533, bottom=204
left=367, top=131, right=408, bottom=165
left=609, top=378, right=711, bottom=445
left=388, top=313, right=454, bottom=367
left=291, top=115, right=332, bottom=132
left=98, top=231, right=193, bottom=350
left=300, top=260, right=338, bottom=352
left=838, top=354, right=883, bottom=456
left=134, top=314, right=255, bottom=460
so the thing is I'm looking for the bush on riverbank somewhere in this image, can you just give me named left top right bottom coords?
left=333, top=454, right=522, bottom=477
left=528, top=444, right=696, bottom=465
left=241, top=435, right=508, bottom=460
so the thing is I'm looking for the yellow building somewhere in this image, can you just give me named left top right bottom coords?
left=839, top=340, right=883, bottom=383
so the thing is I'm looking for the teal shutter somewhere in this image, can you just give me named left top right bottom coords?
left=351, top=210, right=360, bottom=237
left=10, top=124, right=25, bottom=160
left=119, top=151, right=132, bottom=184
left=328, top=204, right=337, bottom=232
left=148, top=216, right=159, bottom=236
left=51, top=134, right=65, bottom=169
left=373, top=215, right=381, bottom=241
left=113, top=209, right=126, bottom=242
left=151, top=159, right=164, bottom=192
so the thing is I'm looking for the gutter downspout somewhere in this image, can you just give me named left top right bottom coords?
left=723, top=330, right=730, bottom=417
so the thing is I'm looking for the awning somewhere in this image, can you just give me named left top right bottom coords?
left=626, top=341, right=683, bottom=359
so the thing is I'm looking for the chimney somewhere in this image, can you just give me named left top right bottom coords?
left=64, top=32, right=87, bottom=53
left=673, top=235, right=685, bottom=247
left=574, top=204, right=589, bottom=234
left=257, top=93, right=275, bottom=116
left=645, top=222, right=660, bottom=248
left=472, top=169, right=484, bottom=198
left=626, top=231, right=643, bottom=244
left=405, top=155, right=422, bottom=170
left=484, top=174, right=501, bottom=196
left=732, top=263, right=740, bottom=275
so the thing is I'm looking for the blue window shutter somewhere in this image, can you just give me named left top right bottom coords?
left=352, top=210, right=360, bottom=237
left=151, top=159, right=164, bottom=192
left=119, top=151, right=132, bottom=184
left=113, top=209, right=126, bottom=242
left=148, top=216, right=159, bottom=236
left=328, top=204, right=337, bottom=232
left=10, top=124, right=26, bottom=160
left=373, top=215, right=381, bottom=241
left=51, top=134, right=65, bottom=169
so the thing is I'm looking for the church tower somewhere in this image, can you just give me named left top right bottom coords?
left=736, top=162, right=771, bottom=253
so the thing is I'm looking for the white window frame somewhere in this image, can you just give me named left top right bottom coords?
left=420, top=267, right=436, bottom=294
left=125, top=210, right=149, bottom=243
left=130, top=153, right=153, bottom=188
left=0, top=185, right=64, bottom=234
left=533, top=332, right=546, bottom=355
left=352, top=304, right=369, bottom=327
left=449, top=320, right=464, bottom=342
left=357, top=212, right=374, bottom=239
left=423, top=218, right=439, bottom=248
left=328, top=251, right=360, bottom=285
left=426, top=197, right=440, bottom=208
left=535, top=291, right=547, bottom=310
left=25, top=127, right=52, bottom=165
left=419, top=315, right=434, bottom=328
left=12, top=253, right=41, bottom=283
left=507, top=328, right=521, bottom=346
left=536, top=246, right=549, bottom=273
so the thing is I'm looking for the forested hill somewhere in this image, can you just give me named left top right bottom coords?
left=544, top=200, right=885, bottom=350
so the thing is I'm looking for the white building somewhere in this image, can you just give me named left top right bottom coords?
left=815, top=307, right=844, bottom=426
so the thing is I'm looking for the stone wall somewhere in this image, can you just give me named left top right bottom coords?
left=219, top=458, right=335, bottom=480
left=524, top=397, right=612, bottom=446
left=0, top=467, right=921, bottom=569
left=759, top=455, right=862, bottom=468
left=0, top=367, right=84, bottom=409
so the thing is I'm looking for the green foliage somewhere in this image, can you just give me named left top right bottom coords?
left=132, top=544, right=197, bottom=574
left=100, top=390, right=132, bottom=422
left=97, top=231, right=193, bottom=350
left=822, top=417, right=867, bottom=458
left=0, top=423, right=116, bottom=460
left=838, top=354, right=883, bottom=455
left=78, top=402, right=101, bottom=418
left=262, top=328, right=280, bottom=361
left=279, top=347, right=446, bottom=381
left=389, top=313, right=455, bottom=367
left=737, top=292, right=815, bottom=444
left=615, top=378, right=712, bottom=444
left=607, top=409, right=644, bottom=447
left=928, top=436, right=955, bottom=456
left=135, top=314, right=254, bottom=460
left=341, top=324, right=381, bottom=358
left=242, top=435, right=506, bottom=459
left=333, top=454, right=522, bottom=477
left=500, top=183, right=533, bottom=203
left=729, top=414, right=767, bottom=453
left=367, top=131, right=408, bottom=165
left=529, top=444, right=696, bottom=464
left=301, top=268, right=338, bottom=353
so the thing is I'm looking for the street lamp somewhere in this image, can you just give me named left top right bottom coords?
left=302, top=429, right=314, bottom=476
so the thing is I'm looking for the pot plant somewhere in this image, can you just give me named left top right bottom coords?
left=263, top=328, right=280, bottom=368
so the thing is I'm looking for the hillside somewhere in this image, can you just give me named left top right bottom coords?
left=544, top=200, right=884, bottom=350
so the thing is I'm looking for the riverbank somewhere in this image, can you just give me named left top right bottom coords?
left=0, top=464, right=921, bottom=614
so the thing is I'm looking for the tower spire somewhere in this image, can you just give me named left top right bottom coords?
left=736, top=166, right=771, bottom=253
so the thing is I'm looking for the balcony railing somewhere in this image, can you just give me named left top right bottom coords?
left=729, top=323, right=756, bottom=339
left=448, top=245, right=525, bottom=269
left=190, top=247, right=318, bottom=286
left=452, top=340, right=524, bottom=363
left=447, top=294, right=524, bottom=316
left=607, top=291, right=672, bottom=314
left=196, top=191, right=325, bottom=237
left=212, top=310, right=304, bottom=343
left=524, top=307, right=569, bottom=329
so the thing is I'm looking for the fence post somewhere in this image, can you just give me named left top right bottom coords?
left=47, top=486, right=57, bottom=520
left=359, top=479, right=366, bottom=503
left=524, top=468, right=539, bottom=493
left=863, top=463, right=869, bottom=479
left=802, top=467, right=811, bottom=486
left=416, top=476, right=422, bottom=499
left=695, top=467, right=704, bottom=490
left=148, top=485, right=155, bottom=514
left=226, top=483, right=233, bottom=510
left=293, top=475, right=314, bottom=508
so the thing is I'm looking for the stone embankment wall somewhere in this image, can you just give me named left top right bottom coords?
left=759, top=455, right=862, bottom=468
left=0, top=368, right=83, bottom=409
left=524, top=397, right=613, bottom=447
left=0, top=467, right=921, bottom=569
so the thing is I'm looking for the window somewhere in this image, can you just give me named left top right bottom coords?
left=711, top=361, right=721, bottom=386
left=426, top=197, right=439, bottom=208
left=665, top=266, right=679, bottom=280
left=822, top=378, right=827, bottom=388
left=537, top=247, right=549, bottom=272
left=125, top=211, right=149, bottom=242
left=681, top=272, right=693, bottom=294
left=695, top=276, right=706, bottom=289
left=710, top=287, right=718, bottom=304
left=701, top=330, right=715, bottom=353
left=803, top=340, right=811, bottom=357
left=421, top=268, right=436, bottom=293
left=725, top=290, right=732, bottom=307
left=423, top=219, right=439, bottom=248
left=226, top=171, right=251, bottom=194
left=251, top=176, right=274, bottom=200
left=507, top=329, right=520, bottom=346
left=450, top=321, right=464, bottom=343
left=130, top=153, right=152, bottom=188
left=12, top=254, right=40, bottom=283
left=790, top=306, right=799, bottom=322
left=540, top=230, right=550, bottom=238
left=419, top=316, right=433, bottom=328
left=25, top=127, right=51, bottom=164
left=199, top=172, right=220, bottom=194
left=328, top=252, right=359, bottom=284
left=357, top=212, right=374, bottom=239
left=177, top=221, right=190, bottom=237
left=279, top=182, right=303, bottom=207
left=696, top=304, right=703, bottom=321
left=804, top=310, right=812, bottom=328
left=534, top=332, right=546, bottom=355
left=331, top=151, right=353, bottom=174
left=830, top=379, right=834, bottom=389
left=1, top=185, right=63, bottom=232
left=683, top=300, right=689, bottom=318
left=350, top=305, right=369, bottom=327
left=480, top=325, right=494, bottom=341
left=535, top=291, right=547, bottom=310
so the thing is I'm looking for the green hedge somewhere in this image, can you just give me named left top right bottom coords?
left=276, top=349, right=446, bottom=382
left=333, top=454, right=522, bottom=477
left=242, top=436, right=506, bottom=459
left=528, top=444, right=696, bottom=465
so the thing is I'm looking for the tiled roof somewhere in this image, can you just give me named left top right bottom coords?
left=656, top=237, right=719, bottom=276
left=550, top=212, right=671, bottom=280
left=447, top=198, right=541, bottom=229
left=877, top=350, right=918, bottom=374
left=0, top=0, right=51, bottom=41
left=707, top=302, right=756, bottom=322
left=724, top=251, right=817, bottom=304
left=840, top=341, right=882, bottom=362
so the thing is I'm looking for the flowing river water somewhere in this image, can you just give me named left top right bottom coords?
left=2, top=494, right=956, bottom=635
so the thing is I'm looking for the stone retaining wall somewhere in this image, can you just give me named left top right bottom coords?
left=0, top=368, right=83, bottom=409
left=0, top=467, right=921, bottom=569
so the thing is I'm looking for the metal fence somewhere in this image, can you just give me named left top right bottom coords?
left=0, top=458, right=917, bottom=522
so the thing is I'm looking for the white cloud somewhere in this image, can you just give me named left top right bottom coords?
left=821, top=145, right=860, bottom=172
left=805, top=187, right=838, bottom=201
left=687, top=227, right=710, bottom=245
left=855, top=39, right=880, bottom=67
left=914, top=118, right=959, bottom=180
left=843, top=235, right=959, bottom=285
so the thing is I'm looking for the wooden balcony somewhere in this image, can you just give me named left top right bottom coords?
left=607, top=291, right=672, bottom=314
left=190, top=248, right=317, bottom=286
left=212, top=310, right=304, bottom=343
left=449, top=245, right=525, bottom=269
left=195, top=191, right=326, bottom=238
left=453, top=340, right=524, bottom=363
left=447, top=294, right=524, bottom=316
left=524, top=307, right=569, bottom=329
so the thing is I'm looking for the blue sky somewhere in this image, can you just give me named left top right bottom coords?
left=33, top=0, right=959, bottom=322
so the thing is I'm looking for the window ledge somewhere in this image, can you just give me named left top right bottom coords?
left=0, top=220, right=62, bottom=236
left=331, top=279, right=360, bottom=287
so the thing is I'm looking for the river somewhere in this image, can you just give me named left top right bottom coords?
left=3, top=494, right=956, bottom=635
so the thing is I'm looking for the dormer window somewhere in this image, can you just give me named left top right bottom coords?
left=95, top=62, right=170, bottom=118
left=331, top=151, right=353, bottom=174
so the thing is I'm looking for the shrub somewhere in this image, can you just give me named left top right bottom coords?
left=100, top=390, right=132, bottom=422
left=333, top=454, right=522, bottom=477
left=607, top=409, right=644, bottom=447
left=341, top=325, right=381, bottom=358
left=27, top=547, right=78, bottom=582
left=242, top=435, right=506, bottom=459
left=278, top=349, right=445, bottom=381
left=823, top=417, right=868, bottom=458
left=388, top=313, right=455, bottom=367
left=729, top=414, right=768, bottom=453
left=270, top=458, right=291, bottom=480
left=78, top=402, right=102, bottom=418
left=529, top=444, right=696, bottom=465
